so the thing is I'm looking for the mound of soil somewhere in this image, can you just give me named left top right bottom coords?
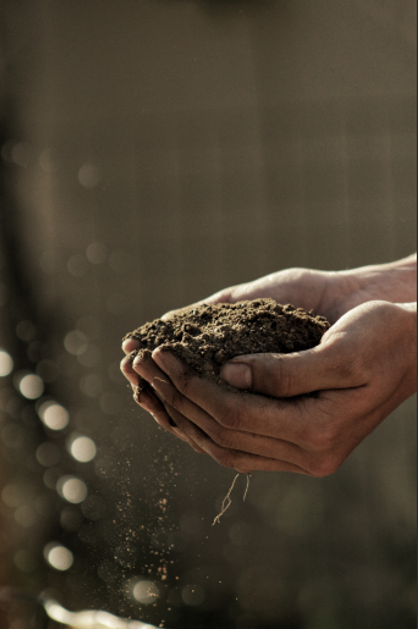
left=123, top=298, right=330, bottom=392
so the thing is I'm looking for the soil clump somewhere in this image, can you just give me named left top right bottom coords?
left=123, top=298, right=330, bottom=392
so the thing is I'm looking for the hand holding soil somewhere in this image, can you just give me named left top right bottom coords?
left=123, top=299, right=330, bottom=393
left=121, top=255, right=417, bottom=474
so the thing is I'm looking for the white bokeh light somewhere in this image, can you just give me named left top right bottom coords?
left=19, top=374, right=44, bottom=399
left=39, top=402, right=69, bottom=431
left=44, top=543, right=74, bottom=571
left=0, top=350, right=13, bottom=376
left=132, top=580, right=160, bottom=604
left=70, top=436, right=97, bottom=463
left=58, top=476, right=88, bottom=504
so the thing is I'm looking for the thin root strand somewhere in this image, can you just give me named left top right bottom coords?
left=212, top=473, right=252, bottom=526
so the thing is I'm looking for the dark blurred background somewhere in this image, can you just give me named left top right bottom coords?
left=0, top=1, right=416, bottom=628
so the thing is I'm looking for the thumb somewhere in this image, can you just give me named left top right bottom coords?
left=220, top=346, right=345, bottom=398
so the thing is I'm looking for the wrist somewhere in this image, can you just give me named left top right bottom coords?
left=346, top=254, right=417, bottom=302
left=324, top=255, right=417, bottom=320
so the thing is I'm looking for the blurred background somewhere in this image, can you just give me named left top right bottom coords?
left=0, top=1, right=416, bottom=628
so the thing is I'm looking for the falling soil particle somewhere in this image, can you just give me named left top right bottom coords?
left=123, top=298, right=330, bottom=392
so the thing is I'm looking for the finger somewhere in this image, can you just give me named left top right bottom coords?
left=162, top=388, right=307, bottom=468
left=157, top=401, right=208, bottom=454
left=133, top=385, right=179, bottom=433
left=220, top=339, right=366, bottom=398
left=133, top=384, right=205, bottom=452
left=132, top=348, right=213, bottom=452
left=132, top=348, right=277, bottom=457
left=221, top=351, right=324, bottom=397
left=165, top=402, right=310, bottom=475
left=151, top=348, right=316, bottom=447
left=122, top=338, right=141, bottom=354
left=168, top=396, right=352, bottom=478
left=133, top=350, right=217, bottom=433
left=122, top=341, right=206, bottom=452
left=120, top=353, right=141, bottom=386
left=121, top=339, right=204, bottom=454
left=132, top=350, right=180, bottom=395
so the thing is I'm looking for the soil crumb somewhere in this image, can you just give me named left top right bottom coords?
left=123, top=298, right=330, bottom=391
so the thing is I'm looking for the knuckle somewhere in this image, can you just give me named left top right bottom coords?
left=168, top=363, right=197, bottom=399
left=216, top=400, right=240, bottom=430
left=171, top=372, right=189, bottom=396
left=211, top=427, right=237, bottom=450
left=262, top=356, right=292, bottom=398
left=188, top=440, right=204, bottom=453
left=163, top=386, right=184, bottom=410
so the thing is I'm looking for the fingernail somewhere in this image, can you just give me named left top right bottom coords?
left=152, top=348, right=166, bottom=366
left=152, top=347, right=175, bottom=369
left=220, top=362, right=252, bottom=389
left=133, top=357, right=148, bottom=377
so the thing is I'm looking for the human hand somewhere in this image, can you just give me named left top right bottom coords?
left=122, top=255, right=416, bottom=360
left=120, top=265, right=332, bottom=374
left=119, top=266, right=333, bottom=448
left=125, top=300, right=416, bottom=475
left=155, top=253, right=417, bottom=325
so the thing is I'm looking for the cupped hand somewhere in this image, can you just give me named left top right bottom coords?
left=126, top=300, right=416, bottom=475
left=159, top=254, right=416, bottom=325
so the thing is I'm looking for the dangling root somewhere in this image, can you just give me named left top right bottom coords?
left=243, top=473, right=251, bottom=502
left=212, top=473, right=252, bottom=526
left=212, top=473, right=239, bottom=526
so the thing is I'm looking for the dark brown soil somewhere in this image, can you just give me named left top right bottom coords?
left=123, top=298, right=330, bottom=392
